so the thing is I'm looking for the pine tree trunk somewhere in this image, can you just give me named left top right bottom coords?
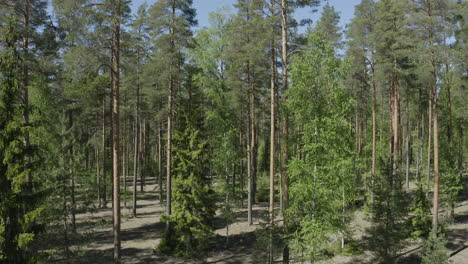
left=371, top=61, right=377, bottom=220
left=133, top=118, right=138, bottom=217
left=69, top=111, right=77, bottom=234
left=133, top=42, right=141, bottom=217
left=269, top=29, right=276, bottom=228
left=158, top=122, right=163, bottom=205
left=281, top=0, right=289, bottom=262
left=166, top=72, right=173, bottom=229
left=247, top=97, right=253, bottom=225
left=432, top=89, right=439, bottom=236
left=96, top=112, right=101, bottom=207
left=165, top=3, right=177, bottom=231
left=22, top=0, right=32, bottom=187
left=416, top=85, right=423, bottom=183
left=269, top=15, right=276, bottom=261
left=250, top=68, right=258, bottom=215
left=426, top=87, right=432, bottom=196
left=123, top=118, right=127, bottom=209
left=102, top=101, right=107, bottom=208
left=112, top=2, right=121, bottom=260
left=405, top=97, right=410, bottom=191
left=96, top=141, right=101, bottom=208
left=140, top=120, right=146, bottom=192
left=445, top=57, right=454, bottom=220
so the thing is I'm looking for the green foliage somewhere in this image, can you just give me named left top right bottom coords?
left=253, top=218, right=285, bottom=264
left=286, top=32, right=355, bottom=261
left=366, top=158, right=411, bottom=263
left=0, top=17, right=44, bottom=263
left=421, top=234, right=449, bottom=264
left=158, top=118, right=216, bottom=258
left=441, top=168, right=463, bottom=219
left=342, top=241, right=364, bottom=256
left=410, top=185, right=432, bottom=239
left=313, top=2, right=343, bottom=49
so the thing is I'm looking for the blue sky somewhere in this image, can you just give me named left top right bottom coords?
left=128, top=0, right=362, bottom=30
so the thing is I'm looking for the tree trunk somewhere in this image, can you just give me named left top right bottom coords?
left=445, top=57, right=454, bottom=219
left=247, top=105, right=253, bottom=225
left=268, top=13, right=277, bottom=261
left=444, top=52, right=453, bottom=145
left=269, top=27, right=276, bottom=228
left=166, top=72, right=173, bottom=229
left=416, top=84, right=423, bottom=183
left=371, top=61, right=377, bottom=219
left=69, top=111, right=76, bottom=234
left=432, top=88, right=439, bottom=236
left=102, top=100, right=107, bottom=208
left=158, top=122, right=163, bottom=205
left=140, top=120, right=146, bottom=192
left=96, top=142, right=101, bottom=208
left=405, top=97, right=410, bottom=191
left=123, top=118, right=127, bottom=209
left=250, top=66, right=258, bottom=218
left=165, top=3, right=177, bottom=231
left=281, top=0, right=289, bottom=262
left=22, top=0, right=32, bottom=187
left=112, top=2, right=122, bottom=260
left=426, top=86, right=432, bottom=196
left=133, top=118, right=138, bottom=217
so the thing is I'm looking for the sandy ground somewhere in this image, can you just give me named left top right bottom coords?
left=53, top=178, right=267, bottom=263
left=43, top=177, right=468, bottom=264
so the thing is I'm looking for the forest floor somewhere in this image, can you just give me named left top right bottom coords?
left=41, top=177, right=468, bottom=264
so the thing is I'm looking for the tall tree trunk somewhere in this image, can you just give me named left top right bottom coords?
left=133, top=41, right=141, bottom=217
left=96, top=112, right=101, bottom=208
left=426, top=86, right=432, bottom=195
left=444, top=50, right=453, bottom=145
left=269, top=10, right=276, bottom=260
left=432, top=85, right=439, bottom=236
left=133, top=118, right=138, bottom=217
left=69, top=111, right=76, bottom=233
left=140, top=120, right=145, bottom=192
left=405, top=97, right=410, bottom=191
left=158, top=122, right=163, bottom=205
left=102, top=101, right=107, bottom=208
left=281, top=0, right=289, bottom=262
left=269, top=27, right=276, bottom=228
left=123, top=118, right=127, bottom=209
left=391, top=58, right=401, bottom=175
left=444, top=52, right=454, bottom=220
left=112, top=2, right=122, bottom=260
left=246, top=70, right=253, bottom=225
left=426, top=1, right=439, bottom=236
left=22, top=0, right=32, bottom=187
left=416, top=84, right=423, bottom=183
left=370, top=61, right=377, bottom=219
left=250, top=67, right=258, bottom=217
left=166, top=72, right=173, bottom=229
left=96, top=145, right=101, bottom=207
left=166, top=3, right=176, bottom=231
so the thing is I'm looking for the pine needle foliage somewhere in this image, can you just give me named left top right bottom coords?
left=366, top=158, right=411, bottom=263
left=158, top=116, right=216, bottom=258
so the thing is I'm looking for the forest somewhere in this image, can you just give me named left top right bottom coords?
left=0, top=0, right=467, bottom=263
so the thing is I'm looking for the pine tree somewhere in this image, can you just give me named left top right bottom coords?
left=149, top=0, right=197, bottom=231
left=158, top=79, right=216, bottom=257
left=314, top=3, right=343, bottom=50
left=346, top=0, right=378, bottom=218
left=366, top=158, right=410, bottom=263
left=0, top=17, right=43, bottom=263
